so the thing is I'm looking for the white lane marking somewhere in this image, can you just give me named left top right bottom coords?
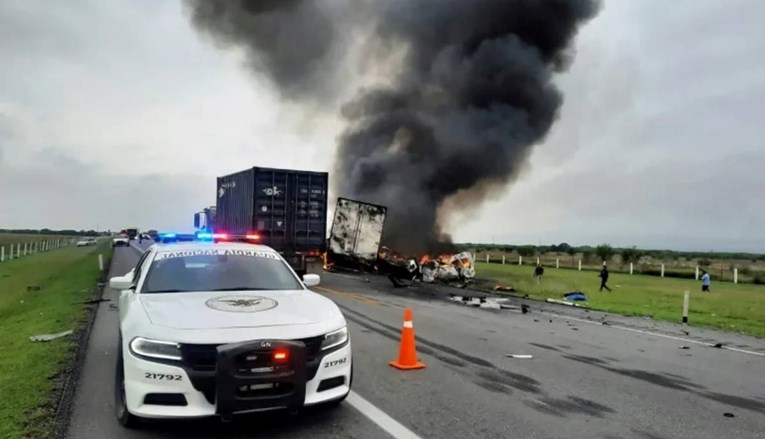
left=346, top=391, right=422, bottom=439
left=542, top=311, right=765, bottom=357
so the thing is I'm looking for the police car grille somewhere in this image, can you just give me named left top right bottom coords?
left=180, top=336, right=326, bottom=404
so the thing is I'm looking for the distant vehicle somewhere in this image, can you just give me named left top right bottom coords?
left=214, top=167, right=328, bottom=277
left=126, top=228, right=139, bottom=240
left=193, top=206, right=217, bottom=233
left=112, top=235, right=129, bottom=247
left=109, top=239, right=350, bottom=427
left=76, top=237, right=97, bottom=247
left=146, top=230, right=159, bottom=241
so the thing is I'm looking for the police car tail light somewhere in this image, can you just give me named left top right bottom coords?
left=129, top=337, right=182, bottom=361
left=272, top=350, right=289, bottom=362
left=321, top=326, right=348, bottom=351
left=245, top=233, right=261, bottom=241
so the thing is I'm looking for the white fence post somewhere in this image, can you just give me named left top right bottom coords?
left=518, top=255, right=522, bottom=266
left=23, top=243, right=28, bottom=256
left=536, top=257, right=540, bottom=265
left=630, top=262, right=634, bottom=275
left=1, top=246, right=4, bottom=262
left=661, top=264, right=665, bottom=277
left=695, top=266, right=699, bottom=280
left=98, top=254, right=104, bottom=271
left=734, top=268, right=738, bottom=284
left=578, top=260, right=582, bottom=271
left=17, top=244, right=21, bottom=258
left=502, top=255, right=506, bottom=264
left=556, top=258, right=560, bottom=269
left=682, top=291, right=690, bottom=324
left=486, top=254, right=490, bottom=263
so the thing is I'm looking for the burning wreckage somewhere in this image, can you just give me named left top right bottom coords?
left=323, top=197, right=476, bottom=287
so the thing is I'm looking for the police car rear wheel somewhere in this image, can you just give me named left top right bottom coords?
left=115, top=339, right=141, bottom=428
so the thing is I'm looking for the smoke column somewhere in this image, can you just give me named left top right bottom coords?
left=184, top=0, right=599, bottom=254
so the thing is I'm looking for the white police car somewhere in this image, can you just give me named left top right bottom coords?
left=109, top=239, right=351, bottom=427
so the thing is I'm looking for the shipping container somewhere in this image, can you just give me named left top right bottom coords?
left=327, top=197, right=387, bottom=270
left=215, top=167, right=329, bottom=275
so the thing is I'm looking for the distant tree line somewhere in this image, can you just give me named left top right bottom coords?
left=457, top=242, right=765, bottom=263
left=0, top=228, right=103, bottom=237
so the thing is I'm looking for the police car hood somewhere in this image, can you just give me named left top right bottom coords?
left=140, top=290, right=338, bottom=330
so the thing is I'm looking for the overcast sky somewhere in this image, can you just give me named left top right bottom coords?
left=1, top=1, right=763, bottom=252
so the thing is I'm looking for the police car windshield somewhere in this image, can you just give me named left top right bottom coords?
left=142, top=249, right=302, bottom=293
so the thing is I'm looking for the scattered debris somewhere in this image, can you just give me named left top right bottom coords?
left=533, top=319, right=539, bottom=322
left=681, top=329, right=690, bottom=336
left=563, top=292, right=588, bottom=302
left=493, top=284, right=515, bottom=292
left=26, top=285, right=41, bottom=291
left=601, top=321, right=610, bottom=326
left=679, top=346, right=690, bottom=350
left=571, top=327, right=579, bottom=331
left=361, top=278, right=371, bottom=283
left=549, top=319, right=553, bottom=323
left=98, top=282, right=106, bottom=287
left=30, top=330, right=73, bottom=343
left=521, top=304, right=530, bottom=314
left=108, top=304, right=119, bottom=311
left=448, top=294, right=514, bottom=310
left=723, top=412, right=735, bottom=418
left=546, top=298, right=586, bottom=307
left=638, top=349, right=645, bottom=353
left=713, top=343, right=723, bottom=348
left=505, top=354, right=533, bottom=359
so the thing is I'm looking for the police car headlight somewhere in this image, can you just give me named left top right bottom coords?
left=129, top=337, right=182, bottom=361
left=321, top=326, right=348, bottom=351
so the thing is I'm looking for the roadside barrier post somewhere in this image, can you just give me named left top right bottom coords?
left=518, top=255, right=522, bottom=266
left=17, top=244, right=21, bottom=258
left=536, top=257, right=540, bottom=265
left=486, top=254, right=490, bottom=264
left=661, top=264, right=665, bottom=278
left=630, top=262, right=634, bottom=275
left=695, top=266, right=699, bottom=280
left=24, top=243, right=28, bottom=256
left=682, top=291, right=690, bottom=324
left=1, top=246, right=4, bottom=262
left=98, top=254, right=104, bottom=272
left=502, top=255, right=506, bottom=265
left=578, top=260, right=582, bottom=271
left=734, top=268, right=738, bottom=284
left=556, top=258, right=559, bottom=269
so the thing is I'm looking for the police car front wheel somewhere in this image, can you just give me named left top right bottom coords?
left=115, top=339, right=141, bottom=428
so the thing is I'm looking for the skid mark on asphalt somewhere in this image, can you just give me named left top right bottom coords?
left=316, top=286, right=382, bottom=306
left=562, top=354, right=765, bottom=414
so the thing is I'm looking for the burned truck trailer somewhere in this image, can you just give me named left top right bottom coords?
left=215, top=167, right=328, bottom=276
left=326, top=197, right=387, bottom=271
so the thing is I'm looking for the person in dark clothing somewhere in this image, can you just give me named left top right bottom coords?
left=534, top=264, right=544, bottom=284
left=599, top=264, right=611, bottom=292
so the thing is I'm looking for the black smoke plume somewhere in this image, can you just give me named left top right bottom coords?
left=184, top=0, right=599, bottom=254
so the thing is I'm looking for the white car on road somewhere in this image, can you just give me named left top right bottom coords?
left=109, top=240, right=351, bottom=427
left=76, top=237, right=97, bottom=247
left=112, top=235, right=130, bottom=247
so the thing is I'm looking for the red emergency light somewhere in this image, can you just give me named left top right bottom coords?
left=245, top=233, right=261, bottom=241
left=272, top=350, right=289, bottom=362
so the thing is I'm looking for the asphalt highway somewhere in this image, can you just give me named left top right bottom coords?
left=65, top=243, right=765, bottom=439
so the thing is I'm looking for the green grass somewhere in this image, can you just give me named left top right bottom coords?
left=0, top=241, right=110, bottom=439
left=474, top=262, right=765, bottom=338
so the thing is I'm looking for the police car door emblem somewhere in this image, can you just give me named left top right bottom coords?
left=206, top=295, right=278, bottom=313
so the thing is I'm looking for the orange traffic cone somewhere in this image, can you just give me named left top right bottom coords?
left=389, top=308, right=426, bottom=370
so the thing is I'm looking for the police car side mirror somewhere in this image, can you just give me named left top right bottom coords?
left=303, top=274, right=321, bottom=287
left=109, top=275, right=133, bottom=291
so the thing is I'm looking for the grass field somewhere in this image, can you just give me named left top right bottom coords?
left=0, top=239, right=109, bottom=439
left=474, top=262, right=765, bottom=338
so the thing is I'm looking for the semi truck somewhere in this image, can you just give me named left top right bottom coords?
left=325, top=197, right=387, bottom=272
left=214, top=166, right=329, bottom=277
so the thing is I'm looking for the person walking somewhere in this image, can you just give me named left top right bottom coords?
left=599, top=263, right=612, bottom=292
left=534, top=264, right=544, bottom=284
left=701, top=270, right=711, bottom=292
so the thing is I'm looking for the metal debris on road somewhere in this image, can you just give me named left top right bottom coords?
left=493, top=284, right=515, bottom=292
left=681, top=329, right=690, bottom=335
left=723, top=412, right=735, bottom=418
left=505, top=354, right=533, bottom=359
left=521, top=304, right=530, bottom=314
left=713, top=343, right=723, bottom=348
left=679, top=346, right=690, bottom=350
left=546, top=298, right=586, bottom=307
left=30, top=330, right=73, bottom=342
